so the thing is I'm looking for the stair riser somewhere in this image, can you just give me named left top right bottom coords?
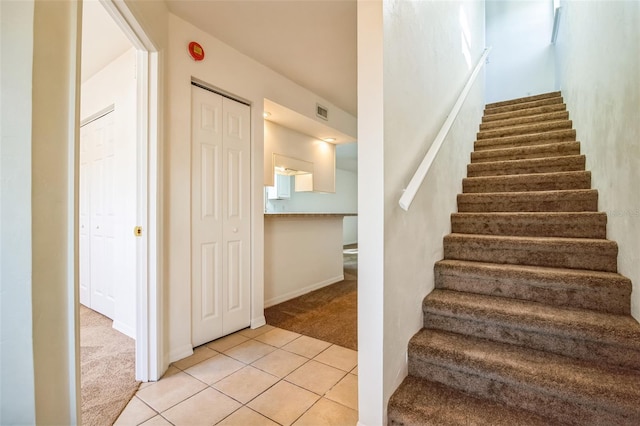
left=482, top=104, right=567, bottom=123
left=479, top=111, right=569, bottom=131
left=450, top=214, right=606, bottom=238
left=467, top=155, right=585, bottom=177
left=477, top=120, right=572, bottom=140
left=471, top=142, right=581, bottom=163
left=408, top=356, right=638, bottom=426
left=443, top=238, right=617, bottom=272
left=421, top=314, right=640, bottom=370
left=457, top=191, right=598, bottom=213
left=475, top=130, right=576, bottom=151
left=462, top=172, right=591, bottom=193
left=434, top=265, right=630, bottom=314
left=486, top=92, right=562, bottom=109
left=484, top=97, right=564, bottom=115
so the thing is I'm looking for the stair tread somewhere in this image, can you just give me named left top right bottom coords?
left=475, top=129, right=576, bottom=150
left=388, top=375, right=550, bottom=426
left=435, top=259, right=630, bottom=288
left=452, top=211, right=606, bottom=221
left=482, top=103, right=567, bottom=123
left=462, top=170, right=590, bottom=193
left=467, top=155, right=586, bottom=176
left=471, top=141, right=581, bottom=163
left=423, top=289, right=640, bottom=347
left=486, top=91, right=562, bottom=109
left=410, top=328, right=640, bottom=414
left=484, top=97, right=564, bottom=115
left=477, top=119, right=572, bottom=140
left=479, top=111, right=569, bottom=131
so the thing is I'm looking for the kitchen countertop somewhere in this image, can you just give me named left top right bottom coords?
left=264, top=212, right=357, bottom=218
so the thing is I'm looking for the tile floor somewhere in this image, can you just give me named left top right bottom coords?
left=115, top=325, right=358, bottom=426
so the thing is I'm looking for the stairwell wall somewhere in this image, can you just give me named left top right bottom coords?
left=555, top=0, right=640, bottom=320
left=380, top=0, right=485, bottom=420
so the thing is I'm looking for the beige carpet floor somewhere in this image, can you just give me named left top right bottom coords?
left=80, top=305, right=139, bottom=426
left=265, top=245, right=358, bottom=350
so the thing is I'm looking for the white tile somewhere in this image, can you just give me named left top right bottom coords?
left=293, top=397, right=358, bottom=426
left=325, top=373, right=358, bottom=410
left=248, top=381, right=319, bottom=426
left=282, top=335, right=332, bottom=359
left=251, top=349, right=307, bottom=378
left=114, top=396, right=156, bottom=426
left=314, top=345, right=358, bottom=372
left=223, top=339, right=277, bottom=364
left=206, top=333, right=249, bottom=352
left=135, top=371, right=207, bottom=412
left=285, top=360, right=346, bottom=396
left=213, top=366, right=279, bottom=404
left=139, top=415, right=172, bottom=426
left=172, top=346, right=218, bottom=371
left=216, top=407, right=279, bottom=426
left=254, top=328, right=300, bottom=348
left=237, top=325, right=275, bottom=339
left=162, top=388, right=241, bottom=426
left=185, top=353, right=244, bottom=385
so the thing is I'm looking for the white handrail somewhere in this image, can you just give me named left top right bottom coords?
left=399, top=47, right=492, bottom=211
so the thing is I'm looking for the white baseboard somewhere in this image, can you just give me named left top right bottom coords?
left=251, top=315, right=267, bottom=329
left=264, top=275, right=344, bottom=308
left=113, top=320, right=136, bottom=339
left=168, top=344, right=193, bottom=364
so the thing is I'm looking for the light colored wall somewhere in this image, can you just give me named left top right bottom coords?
left=264, top=217, right=344, bottom=306
left=486, top=0, right=556, bottom=103
left=0, top=0, right=81, bottom=423
left=1, top=1, right=37, bottom=423
left=356, top=1, right=385, bottom=423
left=80, top=47, right=137, bottom=338
left=264, top=120, right=336, bottom=193
left=382, top=0, right=486, bottom=423
left=165, top=13, right=357, bottom=363
left=555, top=0, right=640, bottom=320
left=266, top=168, right=358, bottom=245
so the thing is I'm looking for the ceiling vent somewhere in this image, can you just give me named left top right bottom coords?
left=316, top=103, right=329, bottom=121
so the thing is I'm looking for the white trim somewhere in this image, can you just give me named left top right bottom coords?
left=399, top=47, right=492, bottom=211
left=169, top=345, right=194, bottom=364
left=264, top=275, right=345, bottom=308
left=250, top=316, right=267, bottom=329
left=113, top=320, right=136, bottom=339
left=97, top=0, right=162, bottom=382
left=80, top=104, right=114, bottom=127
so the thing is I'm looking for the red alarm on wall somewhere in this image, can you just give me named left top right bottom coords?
left=188, top=41, right=205, bottom=61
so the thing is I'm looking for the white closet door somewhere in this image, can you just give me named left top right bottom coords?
left=191, top=85, right=251, bottom=346
left=80, top=112, right=116, bottom=319
left=221, top=97, right=251, bottom=335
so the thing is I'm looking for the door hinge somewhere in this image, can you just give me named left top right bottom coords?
left=134, top=226, right=143, bottom=237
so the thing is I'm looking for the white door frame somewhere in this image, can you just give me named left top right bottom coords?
left=96, top=0, right=162, bottom=381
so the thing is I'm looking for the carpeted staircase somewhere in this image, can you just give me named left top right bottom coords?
left=388, top=92, right=640, bottom=425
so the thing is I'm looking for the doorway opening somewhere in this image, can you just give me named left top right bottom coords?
left=77, top=0, right=160, bottom=421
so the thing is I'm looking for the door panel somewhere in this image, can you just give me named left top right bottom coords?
left=80, top=112, right=116, bottom=319
left=191, top=86, right=224, bottom=346
left=221, top=97, right=251, bottom=335
left=191, top=86, right=251, bottom=345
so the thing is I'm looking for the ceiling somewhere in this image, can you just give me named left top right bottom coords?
left=81, top=0, right=133, bottom=82
left=165, top=0, right=358, bottom=117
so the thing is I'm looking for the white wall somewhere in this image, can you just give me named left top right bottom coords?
left=164, top=13, right=357, bottom=363
left=555, top=0, right=640, bottom=320
left=0, top=1, right=81, bottom=423
left=81, top=48, right=137, bottom=338
left=264, top=120, right=336, bottom=193
left=382, top=0, right=486, bottom=423
left=486, top=0, right=556, bottom=103
left=264, top=216, right=344, bottom=307
left=1, top=1, right=37, bottom=423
